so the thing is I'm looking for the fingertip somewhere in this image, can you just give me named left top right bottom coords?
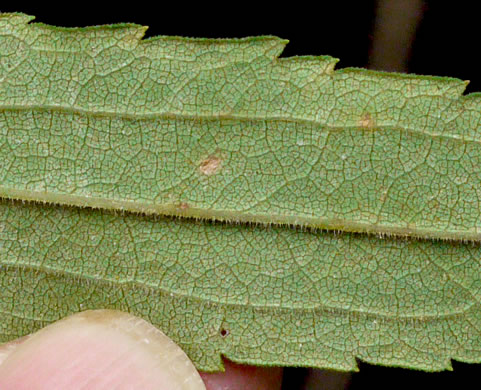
left=200, top=358, right=283, bottom=390
left=0, top=310, right=205, bottom=390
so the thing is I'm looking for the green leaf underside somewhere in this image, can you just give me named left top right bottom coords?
left=1, top=13, right=481, bottom=372
left=2, top=13, right=481, bottom=240
left=1, top=199, right=481, bottom=371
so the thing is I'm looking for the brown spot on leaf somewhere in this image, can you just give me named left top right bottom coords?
left=199, top=155, right=222, bottom=175
left=178, top=202, right=189, bottom=210
left=359, top=113, right=375, bottom=129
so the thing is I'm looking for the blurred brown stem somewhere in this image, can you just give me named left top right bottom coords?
left=369, top=0, right=424, bottom=72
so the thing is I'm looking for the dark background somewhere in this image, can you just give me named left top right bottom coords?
left=1, top=1, right=480, bottom=389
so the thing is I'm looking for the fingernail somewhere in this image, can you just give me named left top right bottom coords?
left=0, top=310, right=205, bottom=390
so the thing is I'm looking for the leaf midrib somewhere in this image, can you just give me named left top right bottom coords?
left=2, top=185, right=481, bottom=241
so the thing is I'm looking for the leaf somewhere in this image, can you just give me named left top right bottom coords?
left=2, top=13, right=481, bottom=241
left=0, top=12, right=480, bottom=372
left=2, top=199, right=481, bottom=372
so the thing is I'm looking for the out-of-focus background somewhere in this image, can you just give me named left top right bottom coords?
left=1, top=1, right=480, bottom=388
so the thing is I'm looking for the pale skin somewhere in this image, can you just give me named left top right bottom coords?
left=0, top=310, right=283, bottom=390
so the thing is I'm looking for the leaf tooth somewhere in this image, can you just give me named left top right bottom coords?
left=337, top=67, right=468, bottom=98
left=276, top=56, right=340, bottom=76
left=0, top=12, right=34, bottom=27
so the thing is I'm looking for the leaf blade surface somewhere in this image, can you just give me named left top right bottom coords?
left=1, top=200, right=481, bottom=371
left=1, top=13, right=481, bottom=372
left=1, top=13, right=481, bottom=239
